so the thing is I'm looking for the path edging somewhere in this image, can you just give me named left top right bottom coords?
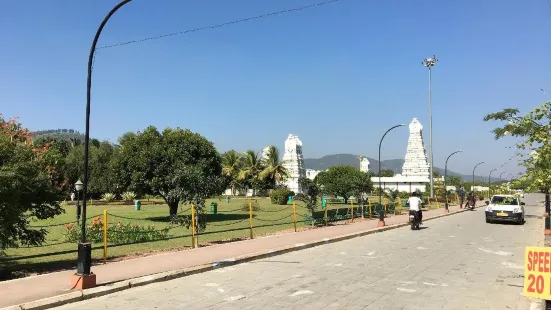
left=8, top=207, right=472, bottom=310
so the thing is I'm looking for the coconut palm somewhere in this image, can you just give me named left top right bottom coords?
left=238, top=150, right=263, bottom=195
left=259, top=145, right=289, bottom=188
left=221, top=150, right=243, bottom=195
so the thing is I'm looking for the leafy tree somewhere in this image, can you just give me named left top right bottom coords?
left=294, top=177, right=320, bottom=216
left=221, top=150, right=243, bottom=195
left=0, top=114, right=64, bottom=250
left=376, top=169, right=395, bottom=177
left=65, top=141, right=118, bottom=197
left=432, top=170, right=442, bottom=178
left=483, top=103, right=551, bottom=191
left=259, top=145, right=289, bottom=189
left=113, top=126, right=224, bottom=216
left=238, top=150, right=263, bottom=196
left=446, top=175, right=462, bottom=187
left=316, top=165, right=373, bottom=204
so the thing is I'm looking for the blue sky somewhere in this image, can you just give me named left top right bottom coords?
left=1, top=0, right=550, bottom=176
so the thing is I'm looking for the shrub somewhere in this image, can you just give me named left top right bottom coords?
left=121, top=191, right=136, bottom=202
left=63, top=216, right=170, bottom=244
left=270, top=188, right=292, bottom=205
left=102, top=193, right=115, bottom=202
left=240, top=200, right=261, bottom=212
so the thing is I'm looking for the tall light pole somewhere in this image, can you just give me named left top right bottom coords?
left=488, top=169, right=497, bottom=199
left=444, top=150, right=462, bottom=213
left=378, top=124, right=405, bottom=227
left=73, top=0, right=133, bottom=290
left=472, top=162, right=484, bottom=200
left=423, top=55, right=438, bottom=198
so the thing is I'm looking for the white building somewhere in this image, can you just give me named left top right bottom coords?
left=281, top=134, right=306, bottom=194
left=372, top=118, right=431, bottom=193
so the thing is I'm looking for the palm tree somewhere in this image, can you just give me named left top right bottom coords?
left=238, top=150, right=263, bottom=196
left=221, top=150, right=242, bottom=195
left=259, top=145, right=289, bottom=189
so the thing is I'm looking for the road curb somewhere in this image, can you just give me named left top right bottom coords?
left=6, top=206, right=471, bottom=310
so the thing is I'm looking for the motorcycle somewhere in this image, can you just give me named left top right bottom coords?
left=466, top=201, right=475, bottom=211
left=409, top=210, right=421, bottom=230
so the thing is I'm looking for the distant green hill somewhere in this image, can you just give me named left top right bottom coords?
left=32, top=129, right=84, bottom=142
left=303, top=154, right=501, bottom=182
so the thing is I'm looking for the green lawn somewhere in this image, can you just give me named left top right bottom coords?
left=1, top=198, right=368, bottom=277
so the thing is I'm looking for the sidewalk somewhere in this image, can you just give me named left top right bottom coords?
left=0, top=204, right=465, bottom=309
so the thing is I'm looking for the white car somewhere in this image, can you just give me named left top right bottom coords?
left=485, top=194, right=525, bottom=224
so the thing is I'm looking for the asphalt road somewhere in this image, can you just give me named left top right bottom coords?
left=54, top=193, right=545, bottom=310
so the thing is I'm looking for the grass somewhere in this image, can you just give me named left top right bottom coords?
left=0, top=197, right=369, bottom=278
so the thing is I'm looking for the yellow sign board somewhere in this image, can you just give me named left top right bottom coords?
left=524, top=247, right=551, bottom=299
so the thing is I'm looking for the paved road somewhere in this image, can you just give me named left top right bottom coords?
left=55, top=194, right=545, bottom=310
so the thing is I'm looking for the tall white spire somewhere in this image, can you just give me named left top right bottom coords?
left=401, top=118, right=430, bottom=178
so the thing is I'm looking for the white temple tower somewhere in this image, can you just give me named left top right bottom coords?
left=360, top=157, right=370, bottom=173
left=401, top=118, right=430, bottom=178
left=282, top=134, right=306, bottom=193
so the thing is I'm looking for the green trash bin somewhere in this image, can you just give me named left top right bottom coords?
left=287, top=195, right=293, bottom=204
left=134, top=200, right=141, bottom=211
left=321, top=197, right=327, bottom=209
left=210, top=202, right=218, bottom=214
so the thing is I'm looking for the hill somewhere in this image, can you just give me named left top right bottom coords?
left=31, top=129, right=85, bottom=142
left=303, top=154, right=501, bottom=182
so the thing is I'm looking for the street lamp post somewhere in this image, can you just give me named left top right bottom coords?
left=488, top=169, right=497, bottom=200
left=378, top=124, right=405, bottom=227
left=75, top=180, right=83, bottom=226
left=472, top=162, right=484, bottom=203
left=499, top=171, right=507, bottom=194
left=423, top=55, right=438, bottom=198
left=72, top=0, right=133, bottom=290
left=444, top=150, right=462, bottom=213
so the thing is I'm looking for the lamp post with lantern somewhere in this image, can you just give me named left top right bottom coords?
left=75, top=180, right=83, bottom=226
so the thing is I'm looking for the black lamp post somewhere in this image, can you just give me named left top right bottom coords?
left=444, top=150, right=462, bottom=213
left=472, top=162, right=484, bottom=201
left=378, top=124, right=405, bottom=226
left=488, top=169, right=497, bottom=200
left=75, top=180, right=83, bottom=226
left=74, top=0, right=132, bottom=289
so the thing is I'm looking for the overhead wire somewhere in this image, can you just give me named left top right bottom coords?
left=96, top=0, right=344, bottom=50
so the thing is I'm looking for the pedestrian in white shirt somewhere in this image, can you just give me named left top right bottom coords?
left=407, top=192, right=423, bottom=223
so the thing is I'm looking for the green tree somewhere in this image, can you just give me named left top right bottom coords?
left=0, top=114, right=63, bottom=250
left=113, top=126, right=224, bottom=216
left=483, top=103, right=551, bottom=191
left=316, top=165, right=373, bottom=204
left=376, top=169, right=395, bottom=177
left=446, top=175, right=462, bottom=187
left=294, top=177, right=320, bottom=216
left=65, top=141, right=118, bottom=197
left=221, top=150, right=243, bottom=195
left=259, top=145, right=289, bottom=189
left=238, top=150, right=264, bottom=196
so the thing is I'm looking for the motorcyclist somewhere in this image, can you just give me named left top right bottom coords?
left=466, top=192, right=475, bottom=208
left=407, top=192, right=423, bottom=223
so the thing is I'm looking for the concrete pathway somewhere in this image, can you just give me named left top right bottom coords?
left=53, top=194, right=544, bottom=309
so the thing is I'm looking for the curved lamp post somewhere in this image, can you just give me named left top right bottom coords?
left=378, top=124, right=405, bottom=227
left=488, top=168, right=497, bottom=200
left=472, top=162, right=484, bottom=200
left=423, top=56, right=438, bottom=198
left=444, top=150, right=462, bottom=213
left=74, top=0, right=133, bottom=290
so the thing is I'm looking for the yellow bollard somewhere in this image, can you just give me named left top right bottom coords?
left=293, top=201, right=297, bottom=232
left=397, top=197, right=402, bottom=215
left=428, top=197, right=432, bottom=210
left=368, top=199, right=372, bottom=218
left=103, top=210, right=107, bottom=264
left=350, top=200, right=354, bottom=222
left=384, top=198, right=387, bottom=214
left=248, top=199, right=254, bottom=239
left=191, top=204, right=196, bottom=248
left=324, top=206, right=328, bottom=226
